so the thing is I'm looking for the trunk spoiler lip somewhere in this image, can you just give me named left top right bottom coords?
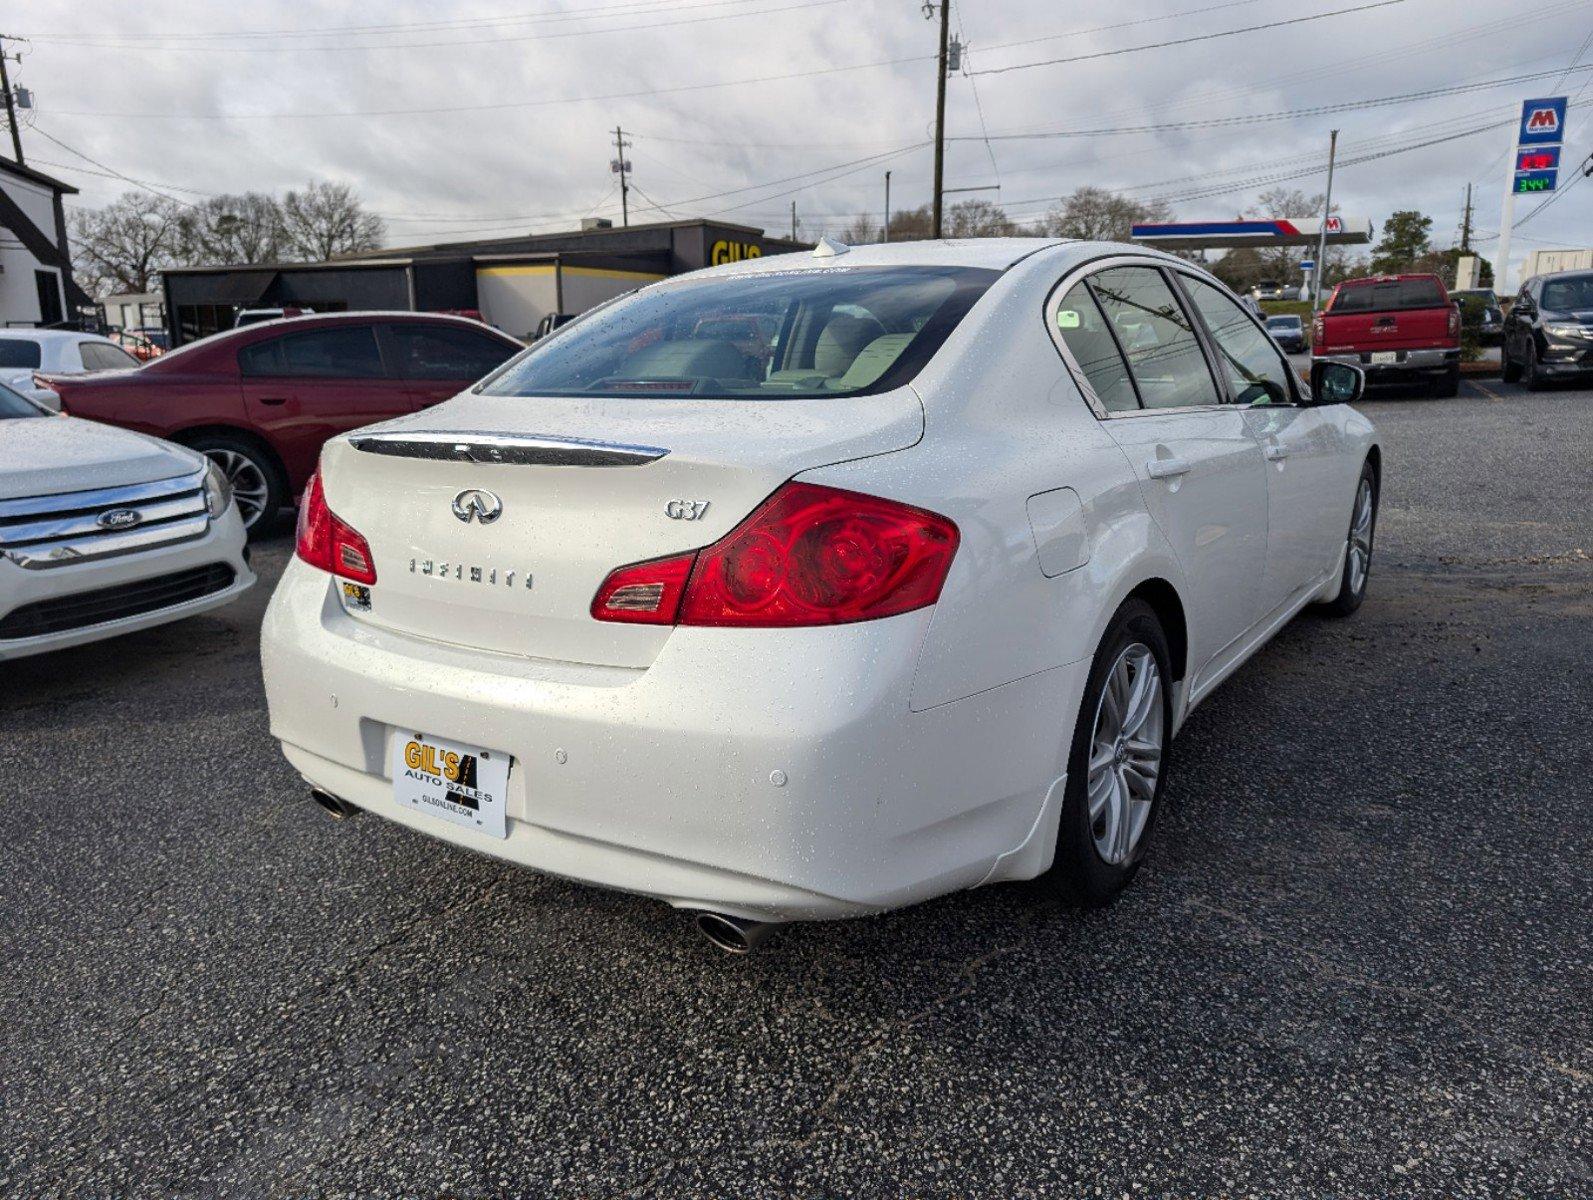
left=345, top=430, right=668, bottom=467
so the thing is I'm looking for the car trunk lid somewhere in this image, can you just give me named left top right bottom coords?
left=316, top=391, right=924, bottom=668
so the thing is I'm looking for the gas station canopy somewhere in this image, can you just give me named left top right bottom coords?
left=1130, top=216, right=1373, bottom=250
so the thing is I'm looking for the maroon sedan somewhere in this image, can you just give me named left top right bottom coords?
left=47, top=312, right=524, bottom=533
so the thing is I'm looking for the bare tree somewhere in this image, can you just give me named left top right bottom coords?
left=1041, top=187, right=1171, bottom=242
left=843, top=212, right=882, bottom=244
left=943, top=198, right=1016, bottom=237
left=883, top=204, right=934, bottom=241
left=1247, top=187, right=1336, bottom=289
left=178, top=192, right=286, bottom=265
left=278, top=181, right=386, bottom=260
left=69, top=192, right=186, bottom=298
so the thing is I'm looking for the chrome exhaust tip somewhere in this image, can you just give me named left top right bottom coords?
left=694, top=911, right=774, bottom=955
left=309, top=788, right=359, bottom=820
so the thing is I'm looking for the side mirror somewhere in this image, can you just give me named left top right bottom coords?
left=1309, top=359, right=1364, bottom=406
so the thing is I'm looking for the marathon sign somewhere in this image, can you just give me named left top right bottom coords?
left=1517, top=97, right=1567, bottom=146
left=1130, top=216, right=1372, bottom=249
left=1513, top=97, right=1567, bottom=193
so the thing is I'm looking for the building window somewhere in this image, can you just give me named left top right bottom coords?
left=176, top=304, right=232, bottom=342
left=34, top=270, right=64, bottom=327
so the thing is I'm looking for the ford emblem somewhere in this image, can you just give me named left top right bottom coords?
left=97, top=508, right=144, bottom=531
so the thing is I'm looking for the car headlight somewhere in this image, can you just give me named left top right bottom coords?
left=203, top=457, right=234, bottom=518
left=1544, top=322, right=1591, bottom=340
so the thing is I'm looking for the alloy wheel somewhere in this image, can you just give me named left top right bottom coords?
left=1346, top=477, right=1374, bottom=597
left=1087, top=642, right=1165, bottom=866
left=204, top=448, right=271, bottom=529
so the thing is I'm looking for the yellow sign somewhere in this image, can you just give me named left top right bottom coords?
left=710, top=240, right=763, bottom=266
left=404, top=739, right=465, bottom=783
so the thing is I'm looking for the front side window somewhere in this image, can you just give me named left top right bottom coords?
left=387, top=324, right=517, bottom=381
left=239, top=326, right=385, bottom=379
left=480, top=266, right=997, bottom=400
left=1053, top=281, right=1139, bottom=412
left=1182, top=276, right=1294, bottom=406
left=1088, top=267, right=1221, bottom=410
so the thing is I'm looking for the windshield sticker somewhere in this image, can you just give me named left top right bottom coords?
left=1056, top=309, right=1081, bottom=330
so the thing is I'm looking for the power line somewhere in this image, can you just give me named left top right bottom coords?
left=970, top=0, right=1409, bottom=77
left=947, top=63, right=1593, bottom=142
left=28, top=0, right=854, bottom=55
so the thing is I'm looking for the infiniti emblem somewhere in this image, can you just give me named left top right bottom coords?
left=451, top=488, right=503, bottom=525
left=97, top=508, right=143, bottom=531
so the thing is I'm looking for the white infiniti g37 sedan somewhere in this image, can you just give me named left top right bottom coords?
left=261, top=239, right=1378, bottom=952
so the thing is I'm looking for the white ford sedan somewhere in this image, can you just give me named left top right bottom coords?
left=0, top=385, right=254, bottom=660
left=261, top=239, right=1378, bottom=952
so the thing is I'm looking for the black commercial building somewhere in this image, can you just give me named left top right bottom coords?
left=161, top=218, right=807, bottom=346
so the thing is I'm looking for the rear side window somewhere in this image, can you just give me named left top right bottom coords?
left=386, top=324, right=518, bottom=381
left=239, top=326, right=385, bottom=379
left=1088, top=267, right=1221, bottom=411
left=1053, top=282, right=1139, bottom=412
left=80, top=342, right=140, bottom=371
left=1330, top=278, right=1445, bottom=313
left=0, top=340, right=42, bottom=369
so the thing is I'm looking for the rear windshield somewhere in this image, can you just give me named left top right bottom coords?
left=1540, top=275, right=1593, bottom=311
left=1330, top=278, right=1446, bottom=313
left=1266, top=316, right=1301, bottom=329
left=0, top=340, right=42, bottom=369
left=479, top=266, right=998, bottom=400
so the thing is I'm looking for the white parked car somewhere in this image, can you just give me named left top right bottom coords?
left=0, top=384, right=254, bottom=660
left=261, top=240, right=1377, bottom=952
left=0, top=329, right=142, bottom=410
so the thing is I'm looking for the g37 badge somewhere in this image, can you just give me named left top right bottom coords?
left=665, top=499, right=710, bottom=521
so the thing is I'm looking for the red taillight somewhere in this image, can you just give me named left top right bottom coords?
left=589, top=550, right=697, bottom=625
left=295, top=471, right=377, bottom=584
left=1312, top=315, right=1325, bottom=345
left=1447, top=305, right=1461, bottom=338
left=591, top=482, right=960, bottom=628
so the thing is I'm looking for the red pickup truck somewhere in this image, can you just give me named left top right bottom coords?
left=1312, top=273, right=1461, bottom=397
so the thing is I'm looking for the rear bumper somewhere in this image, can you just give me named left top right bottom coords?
left=261, top=560, right=1084, bottom=921
left=1315, top=347, right=1459, bottom=380
left=0, top=509, right=253, bottom=660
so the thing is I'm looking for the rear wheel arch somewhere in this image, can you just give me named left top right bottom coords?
left=1124, top=577, right=1187, bottom=685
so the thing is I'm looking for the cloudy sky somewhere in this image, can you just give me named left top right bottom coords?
left=12, top=0, right=1593, bottom=279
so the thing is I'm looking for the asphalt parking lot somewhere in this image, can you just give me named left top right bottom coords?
left=3, top=378, right=1589, bottom=1198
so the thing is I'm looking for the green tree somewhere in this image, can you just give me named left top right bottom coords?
left=1370, top=210, right=1433, bottom=274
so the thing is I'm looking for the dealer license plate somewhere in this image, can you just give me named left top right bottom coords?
left=1369, top=351, right=1398, bottom=365
left=391, top=731, right=510, bottom=839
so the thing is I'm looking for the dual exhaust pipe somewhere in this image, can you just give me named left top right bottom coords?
left=310, top=788, right=777, bottom=953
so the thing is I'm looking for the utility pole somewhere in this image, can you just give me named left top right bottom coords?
left=1311, top=128, right=1338, bottom=313
left=928, top=0, right=950, bottom=238
left=1459, top=182, right=1473, bottom=253
left=0, top=36, right=24, bottom=165
left=790, top=200, right=797, bottom=241
left=611, top=126, right=632, bottom=227
left=884, top=170, right=892, bottom=242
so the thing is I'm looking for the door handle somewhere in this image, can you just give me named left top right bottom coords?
left=1145, top=457, right=1191, bottom=480
left=1265, top=445, right=1289, bottom=461
left=256, top=396, right=289, bottom=406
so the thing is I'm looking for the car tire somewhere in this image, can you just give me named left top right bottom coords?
left=185, top=432, right=285, bottom=538
left=1317, top=460, right=1378, bottom=618
left=1522, top=341, right=1546, bottom=392
left=1432, top=364, right=1460, bottom=398
left=1047, top=598, right=1174, bottom=907
left=1501, top=345, right=1522, bottom=383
